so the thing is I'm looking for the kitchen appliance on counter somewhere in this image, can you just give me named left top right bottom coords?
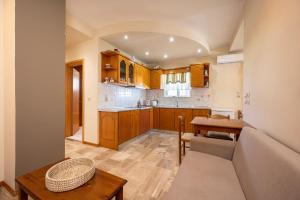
left=151, top=100, right=158, bottom=107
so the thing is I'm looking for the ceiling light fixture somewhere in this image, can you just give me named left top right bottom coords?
left=197, top=48, right=202, bottom=53
left=164, top=54, right=168, bottom=59
left=145, top=51, right=150, bottom=56
left=124, top=35, right=128, bottom=40
left=169, top=37, right=174, bottom=42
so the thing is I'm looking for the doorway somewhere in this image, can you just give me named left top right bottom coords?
left=65, top=60, right=84, bottom=142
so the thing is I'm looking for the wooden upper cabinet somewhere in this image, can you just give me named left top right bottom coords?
left=127, top=60, right=135, bottom=85
left=118, top=55, right=128, bottom=84
left=174, top=109, right=193, bottom=132
left=150, top=70, right=162, bottom=89
left=143, top=67, right=151, bottom=89
left=134, top=63, right=143, bottom=87
left=190, top=64, right=205, bottom=87
left=159, top=108, right=175, bottom=131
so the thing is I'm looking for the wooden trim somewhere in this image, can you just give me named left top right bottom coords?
left=83, top=141, right=100, bottom=147
left=65, top=59, right=85, bottom=144
left=163, top=66, right=190, bottom=74
left=0, top=181, right=18, bottom=197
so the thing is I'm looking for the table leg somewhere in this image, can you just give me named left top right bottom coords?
left=115, top=187, right=123, bottom=200
left=19, top=188, right=28, bottom=200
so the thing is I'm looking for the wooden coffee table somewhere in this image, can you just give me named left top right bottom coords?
left=16, top=160, right=127, bottom=200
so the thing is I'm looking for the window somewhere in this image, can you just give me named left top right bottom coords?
left=161, top=72, right=191, bottom=97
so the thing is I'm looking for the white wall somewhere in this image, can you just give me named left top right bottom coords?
left=66, top=38, right=115, bottom=144
left=0, top=0, right=4, bottom=182
left=3, top=0, right=15, bottom=188
left=147, top=62, right=243, bottom=112
left=244, top=0, right=300, bottom=153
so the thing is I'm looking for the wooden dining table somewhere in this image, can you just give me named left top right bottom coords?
left=191, top=117, right=248, bottom=140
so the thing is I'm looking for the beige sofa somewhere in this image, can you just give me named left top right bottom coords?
left=164, top=127, right=300, bottom=200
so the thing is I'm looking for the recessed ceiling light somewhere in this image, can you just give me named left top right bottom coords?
left=145, top=51, right=150, bottom=56
left=197, top=48, right=202, bottom=53
left=124, top=35, right=128, bottom=40
left=164, top=54, right=168, bottom=58
left=169, top=37, right=174, bottom=42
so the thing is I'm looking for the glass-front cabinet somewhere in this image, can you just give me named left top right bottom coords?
left=128, top=61, right=135, bottom=85
left=118, top=55, right=128, bottom=84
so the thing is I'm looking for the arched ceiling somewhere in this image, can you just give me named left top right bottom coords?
left=66, top=0, right=245, bottom=49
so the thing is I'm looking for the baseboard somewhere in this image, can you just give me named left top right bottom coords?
left=0, top=181, right=18, bottom=197
left=83, top=140, right=100, bottom=147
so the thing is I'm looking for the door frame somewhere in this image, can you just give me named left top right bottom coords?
left=65, top=59, right=85, bottom=142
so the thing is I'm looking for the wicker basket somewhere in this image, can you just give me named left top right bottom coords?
left=45, top=158, right=95, bottom=192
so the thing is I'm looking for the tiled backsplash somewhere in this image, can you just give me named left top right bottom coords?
left=98, top=83, right=146, bottom=108
left=98, top=83, right=211, bottom=108
left=146, top=89, right=211, bottom=107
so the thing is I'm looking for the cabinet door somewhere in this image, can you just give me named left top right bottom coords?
left=99, top=112, right=118, bottom=150
left=190, top=64, right=204, bottom=87
left=153, top=108, right=160, bottom=129
left=118, top=56, right=127, bottom=84
left=174, top=109, right=193, bottom=132
left=150, top=70, right=162, bottom=89
left=144, top=68, right=151, bottom=89
left=131, top=110, right=140, bottom=137
left=192, top=109, right=211, bottom=117
left=159, top=108, right=175, bottom=131
left=128, top=60, right=135, bottom=85
left=134, top=64, right=143, bottom=87
left=139, top=109, right=150, bottom=134
left=119, top=111, right=132, bottom=144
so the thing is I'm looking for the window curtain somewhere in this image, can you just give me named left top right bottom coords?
left=161, top=72, right=191, bottom=97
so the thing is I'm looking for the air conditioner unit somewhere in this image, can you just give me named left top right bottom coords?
left=217, top=53, right=243, bottom=64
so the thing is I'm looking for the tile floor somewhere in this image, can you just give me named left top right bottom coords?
left=1, top=130, right=179, bottom=200
left=66, top=130, right=179, bottom=200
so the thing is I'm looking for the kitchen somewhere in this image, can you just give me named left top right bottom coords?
left=93, top=33, right=243, bottom=150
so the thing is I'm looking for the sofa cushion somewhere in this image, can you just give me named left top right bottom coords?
left=164, top=151, right=246, bottom=200
left=233, top=127, right=300, bottom=200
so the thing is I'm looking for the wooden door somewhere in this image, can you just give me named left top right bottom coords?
left=174, top=109, right=193, bottom=132
left=127, top=60, right=135, bottom=85
left=119, top=111, right=132, bottom=144
left=99, top=112, right=118, bottom=149
left=190, top=64, right=204, bottom=87
left=159, top=108, right=175, bottom=131
left=144, top=67, right=151, bottom=89
left=153, top=108, right=160, bottom=129
left=72, top=68, right=80, bottom=134
left=150, top=70, right=162, bottom=89
left=134, top=64, right=143, bottom=87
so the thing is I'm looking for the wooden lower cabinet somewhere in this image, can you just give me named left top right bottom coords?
left=139, top=109, right=150, bottom=134
left=174, top=109, right=193, bottom=132
left=153, top=108, right=160, bottom=129
left=99, top=112, right=119, bottom=150
left=99, top=108, right=152, bottom=150
left=131, top=110, right=140, bottom=137
left=119, top=111, right=132, bottom=144
left=159, top=108, right=175, bottom=131
left=192, top=109, right=211, bottom=117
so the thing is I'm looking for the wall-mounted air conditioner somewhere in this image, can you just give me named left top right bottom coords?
left=217, top=53, right=244, bottom=64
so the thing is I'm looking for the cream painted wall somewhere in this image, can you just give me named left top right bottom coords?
left=210, top=63, right=243, bottom=110
left=3, top=0, right=15, bottom=188
left=0, top=0, right=4, bottom=182
left=244, top=0, right=300, bottom=153
left=66, top=38, right=115, bottom=144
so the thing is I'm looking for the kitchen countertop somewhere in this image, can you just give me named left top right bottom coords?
left=98, top=105, right=211, bottom=112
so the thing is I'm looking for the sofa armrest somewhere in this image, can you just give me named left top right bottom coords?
left=190, top=137, right=236, bottom=160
